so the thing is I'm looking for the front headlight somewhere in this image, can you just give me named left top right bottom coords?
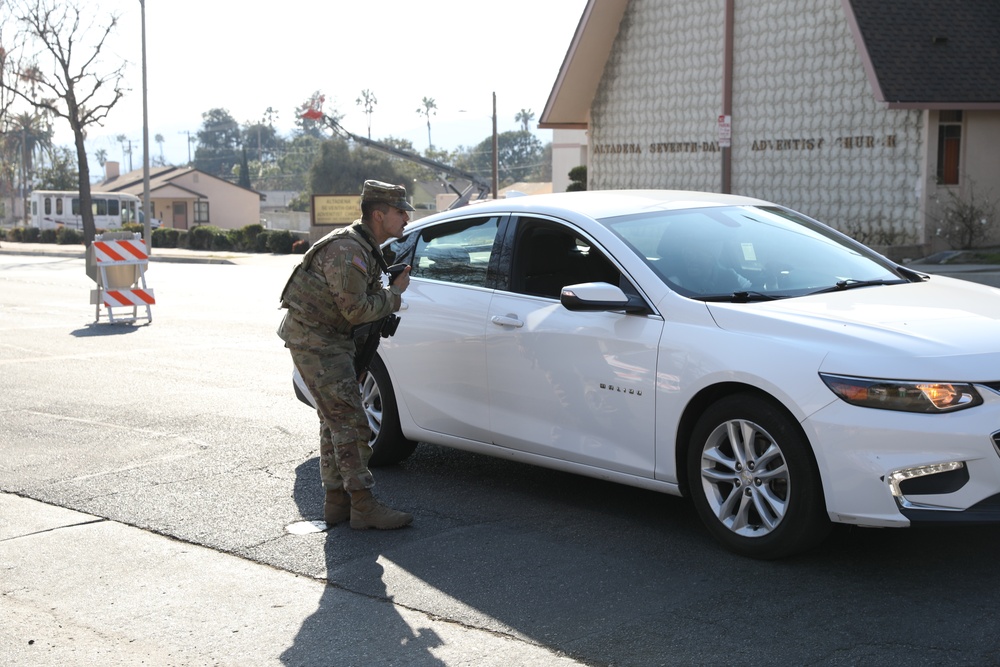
left=819, top=373, right=983, bottom=413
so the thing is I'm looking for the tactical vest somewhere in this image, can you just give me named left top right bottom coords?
left=279, top=222, right=382, bottom=333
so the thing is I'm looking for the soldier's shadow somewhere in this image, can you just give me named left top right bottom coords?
left=280, top=458, right=445, bottom=666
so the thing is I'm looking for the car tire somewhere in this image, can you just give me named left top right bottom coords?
left=360, top=354, right=418, bottom=467
left=687, top=393, right=831, bottom=559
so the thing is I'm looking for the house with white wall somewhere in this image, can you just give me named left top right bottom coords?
left=98, top=161, right=261, bottom=230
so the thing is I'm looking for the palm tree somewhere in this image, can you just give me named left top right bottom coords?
left=115, top=133, right=131, bottom=170
left=515, top=108, right=535, bottom=132
left=356, top=90, right=377, bottom=139
left=0, top=111, right=51, bottom=224
left=8, top=111, right=53, bottom=200
left=154, top=133, right=165, bottom=166
left=95, top=148, right=108, bottom=178
left=416, top=97, right=437, bottom=149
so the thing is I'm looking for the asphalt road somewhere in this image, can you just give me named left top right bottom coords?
left=4, top=250, right=1000, bottom=666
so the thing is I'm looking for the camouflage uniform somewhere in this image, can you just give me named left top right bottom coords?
left=278, top=182, right=413, bottom=496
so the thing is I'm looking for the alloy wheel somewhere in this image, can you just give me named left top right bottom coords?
left=698, top=418, right=789, bottom=537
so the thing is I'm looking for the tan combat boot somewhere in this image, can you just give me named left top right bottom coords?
left=324, top=488, right=351, bottom=526
left=349, top=489, right=413, bottom=530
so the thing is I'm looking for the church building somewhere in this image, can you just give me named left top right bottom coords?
left=540, top=0, right=1000, bottom=257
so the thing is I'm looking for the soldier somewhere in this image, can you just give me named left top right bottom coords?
left=278, top=179, right=414, bottom=530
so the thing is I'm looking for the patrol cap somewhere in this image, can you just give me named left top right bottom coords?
left=361, top=179, right=415, bottom=212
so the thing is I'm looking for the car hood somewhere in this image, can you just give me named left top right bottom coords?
left=706, top=277, right=1000, bottom=381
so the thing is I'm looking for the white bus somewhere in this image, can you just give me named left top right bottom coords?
left=30, top=190, right=153, bottom=230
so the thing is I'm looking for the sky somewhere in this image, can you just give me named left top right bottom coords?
left=39, top=0, right=589, bottom=174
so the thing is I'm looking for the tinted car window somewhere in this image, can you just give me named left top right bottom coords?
left=511, top=219, right=623, bottom=299
left=409, top=216, right=500, bottom=287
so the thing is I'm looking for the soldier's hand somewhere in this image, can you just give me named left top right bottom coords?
left=393, top=265, right=411, bottom=292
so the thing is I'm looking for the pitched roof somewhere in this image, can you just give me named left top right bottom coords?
left=99, top=165, right=182, bottom=192
left=540, top=0, right=1000, bottom=128
left=844, top=0, right=1000, bottom=108
left=538, top=0, right=628, bottom=129
left=100, top=166, right=262, bottom=198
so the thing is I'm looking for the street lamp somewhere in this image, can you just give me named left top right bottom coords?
left=139, top=0, right=151, bottom=252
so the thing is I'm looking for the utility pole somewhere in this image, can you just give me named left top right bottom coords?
left=178, top=130, right=193, bottom=164
left=721, top=0, right=734, bottom=194
left=492, top=92, right=498, bottom=199
left=140, top=0, right=152, bottom=252
left=21, top=124, right=28, bottom=226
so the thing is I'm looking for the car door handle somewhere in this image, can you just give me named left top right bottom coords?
left=491, top=314, right=524, bottom=328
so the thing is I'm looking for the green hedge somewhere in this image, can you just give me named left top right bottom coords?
left=56, top=227, right=82, bottom=245
left=152, top=227, right=182, bottom=248
left=3, top=222, right=301, bottom=254
left=266, top=229, right=294, bottom=254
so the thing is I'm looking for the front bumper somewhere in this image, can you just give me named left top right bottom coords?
left=804, top=387, right=1000, bottom=528
left=901, top=493, right=1000, bottom=525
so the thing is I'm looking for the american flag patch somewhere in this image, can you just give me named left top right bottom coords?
left=351, top=255, right=367, bottom=272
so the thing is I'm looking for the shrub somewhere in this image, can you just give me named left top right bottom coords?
left=0, top=228, right=6, bottom=240
left=39, top=228, right=58, bottom=244
left=152, top=227, right=174, bottom=248
left=211, top=232, right=233, bottom=251
left=157, top=227, right=183, bottom=248
left=930, top=181, right=998, bottom=249
left=56, top=227, right=83, bottom=245
left=120, top=222, right=143, bottom=234
left=225, top=223, right=264, bottom=252
left=267, top=229, right=294, bottom=254
left=187, top=224, right=223, bottom=250
left=9, top=227, right=23, bottom=242
left=254, top=230, right=273, bottom=253
left=225, top=227, right=247, bottom=251
left=23, top=227, right=41, bottom=242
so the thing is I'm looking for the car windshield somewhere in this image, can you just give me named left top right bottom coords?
left=602, top=205, right=906, bottom=300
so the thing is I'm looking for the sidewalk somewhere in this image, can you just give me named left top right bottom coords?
left=0, top=240, right=250, bottom=265
left=0, top=493, right=583, bottom=667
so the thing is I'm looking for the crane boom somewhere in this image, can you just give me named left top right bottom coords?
left=322, top=115, right=492, bottom=209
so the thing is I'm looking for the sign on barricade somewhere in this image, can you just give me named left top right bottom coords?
left=89, top=232, right=155, bottom=324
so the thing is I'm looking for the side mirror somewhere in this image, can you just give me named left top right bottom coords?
left=560, top=282, right=648, bottom=314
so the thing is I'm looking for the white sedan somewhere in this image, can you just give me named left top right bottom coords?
left=294, top=190, right=1000, bottom=559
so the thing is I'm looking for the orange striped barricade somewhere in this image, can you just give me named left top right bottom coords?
left=89, top=233, right=155, bottom=324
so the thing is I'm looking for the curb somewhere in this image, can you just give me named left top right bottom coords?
left=0, top=243, right=242, bottom=265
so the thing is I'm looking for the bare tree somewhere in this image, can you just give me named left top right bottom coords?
left=928, top=179, right=999, bottom=249
left=416, top=96, right=436, bottom=149
left=1, top=9, right=28, bottom=218
left=0, top=0, right=127, bottom=245
left=0, top=7, right=17, bottom=124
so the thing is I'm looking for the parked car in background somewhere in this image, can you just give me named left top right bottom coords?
left=294, top=190, right=1000, bottom=559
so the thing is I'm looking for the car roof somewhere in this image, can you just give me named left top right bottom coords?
left=407, top=189, right=777, bottom=232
